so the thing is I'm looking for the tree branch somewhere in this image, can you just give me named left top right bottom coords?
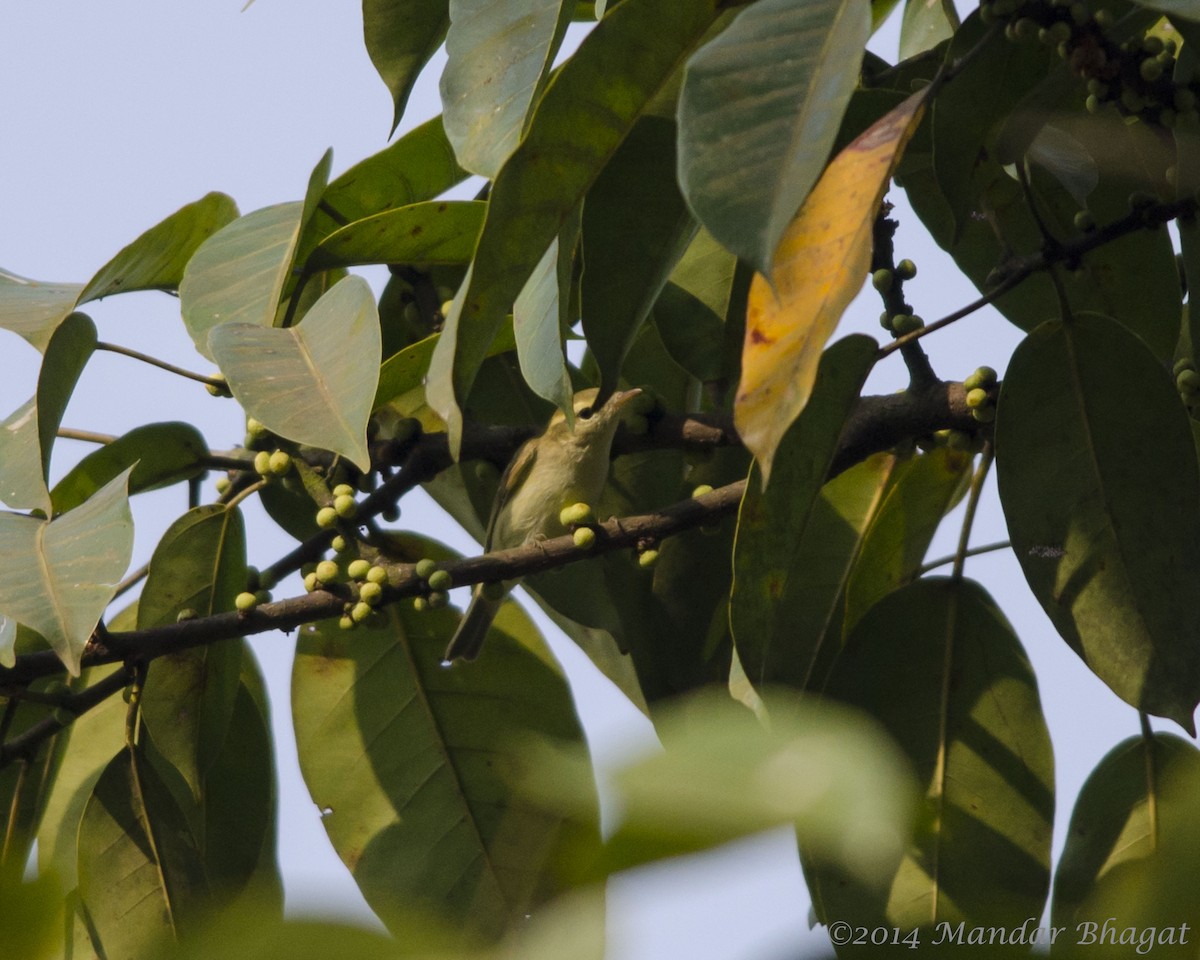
left=0, top=380, right=978, bottom=689
left=880, top=194, right=1198, bottom=358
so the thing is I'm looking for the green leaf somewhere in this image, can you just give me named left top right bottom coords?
left=78, top=193, right=239, bottom=303
left=363, top=0, right=450, bottom=134
left=314, top=116, right=466, bottom=228
left=179, top=203, right=306, bottom=360
left=730, top=336, right=878, bottom=692
left=1052, top=734, right=1200, bottom=938
left=996, top=313, right=1200, bottom=731
left=904, top=15, right=1181, bottom=361
left=0, top=638, right=71, bottom=875
left=35, top=663, right=128, bottom=891
left=580, top=116, right=696, bottom=397
left=514, top=228, right=575, bottom=416
left=77, top=748, right=209, bottom=957
left=180, top=149, right=332, bottom=359
left=137, top=505, right=247, bottom=802
left=930, top=14, right=1054, bottom=242
left=305, top=200, right=484, bottom=272
left=871, top=0, right=903, bottom=29
left=651, top=283, right=725, bottom=381
left=842, top=446, right=973, bottom=637
left=441, top=0, right=573, bottom=177
left=668, top=225, right=739, bottom=320
left=1130, top=0, right=1200, bottom=21
left=0, top=616, right=13, bottom=669
left=209, top=276, right=381, bottom=471
left=523, top=687, right=917, bottom=886
left=175, top=914, right=450, bottom=960
left=0, top=874, right=64, bottom=960
left=0, top=269, right=83, bottom=352
left=899, top=0, right=958, bottom=60
left=651, top=226, right=740, bottom=381
left=374, top=321, right=518, bottom=409
left=426, top=0, right=721, bottom=452
left=0, top=312, right=97, bottom=514
left=292, top=548, right=596, bottom=941
left=677, top=0, right=868, bottom=275
left=203, top=663, right=282, bottom=909
left=0, top=467, right=133, bottom=676
left=50, top=421, right=209, bottom=514
left=811, top=578, right=1054, bottom=931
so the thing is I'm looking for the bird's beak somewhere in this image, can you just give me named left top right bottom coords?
left=609, top=387, right=642, bottom=408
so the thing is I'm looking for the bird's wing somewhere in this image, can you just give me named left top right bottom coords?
left=483, top=437, right=538, bottom=551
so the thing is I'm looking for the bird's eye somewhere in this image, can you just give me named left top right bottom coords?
left=577, top=406, right=593, bottom=420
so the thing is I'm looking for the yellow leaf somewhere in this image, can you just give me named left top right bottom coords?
left=735, top=90, right=927, bottom=484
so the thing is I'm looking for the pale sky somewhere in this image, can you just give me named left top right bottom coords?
left=0, top=3, right=1160, bottom=958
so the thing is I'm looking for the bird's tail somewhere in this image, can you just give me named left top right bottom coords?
left=443, top=584, right=504, bottom=662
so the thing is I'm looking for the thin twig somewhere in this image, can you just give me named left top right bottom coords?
left=112, top=562, right=149, bottom=601
left=880, top=194, right=1198, bottom=358
left=57, top=428, right=118, bottom=445
left=1140, top=711, right=1158, bottom=852
left=95, top=342, right=225, bottom=388
left=919, top=539, right=1011, bottom=575
left=951, top=444, right=994, bottom=582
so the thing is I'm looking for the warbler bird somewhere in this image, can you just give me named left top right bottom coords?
left=443, top=387, right=641, bottom=662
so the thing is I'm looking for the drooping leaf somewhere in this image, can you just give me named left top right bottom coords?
left=0, top=467, right=133, bottom=676
left=0, top=270, right=84, bottom=352
left=996, top=313, right=1200, bottom=731
left=426, top=0, right=721, bottom=452
left=514, top=229, right=575, bottom=416
left=580, top=116, right=697, bottom=398
left=734, top=91, right=926, bottom=482
left=730, top=336, right=878, bottom=692
left=209, top=276, right=381, bottom=470
left=51, top=421, right=209, bottom=514
left=137, top=505, right=247, bottom=802
left=441, top=0, right=573, bottom=177
left=363, top=0, right=450, bottom=133
left=305, top=200, right=484, bottom=272
left=1052, top=734, right=1200, bottom=942
left=0, top=312, right=97, bottom=514
left=523, top=688, right=917, bottom=886
left=651, top=226, right=740, bottom=381
left=0, top=630, right=72, bottom=872
left=202, top=660, right=282, bottom=910
left=899, top=0, right=957, bottom=59
left=36, top=663, right=128, bottom=890
left=810, top=578, right=1054, bottom=933
left=842, top=446, right=973, bottom=636
left=78, top=193, right=239, bottom=302
left=292, top=571, right=597, bottom=941
left=77, top=747, right=209, bottom=958
left=677, top=0, right=869, bottom=276
left=651, top=283, right=725, bottom=381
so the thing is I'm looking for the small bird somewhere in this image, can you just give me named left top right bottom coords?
left=443, top=386, right=642, bottom=662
